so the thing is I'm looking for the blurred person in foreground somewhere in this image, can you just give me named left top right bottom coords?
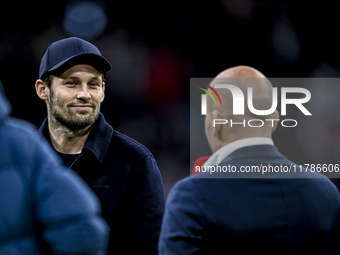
left=159, top=66, right=340, bottom=254
left=0, top=81, right=109, bottom=254
left=35, top=37, right=165, bottom=254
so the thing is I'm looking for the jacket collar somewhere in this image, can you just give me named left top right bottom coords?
left=38, top=113, right=113, bottom=163
left=204, top=137, right=274, bottom=167
left=220, top=144, right=290, bottom=165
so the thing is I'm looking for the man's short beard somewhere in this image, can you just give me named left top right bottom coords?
left=49, top=88, right=100, bottom=131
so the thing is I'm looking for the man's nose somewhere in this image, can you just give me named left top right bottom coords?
left=77, top=85, right=91, bottom=100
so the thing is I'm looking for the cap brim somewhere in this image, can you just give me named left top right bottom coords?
left=43, top=53, right=111, bottom=78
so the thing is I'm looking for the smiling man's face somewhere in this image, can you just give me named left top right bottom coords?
left=47, top=64, right=105, bottom=131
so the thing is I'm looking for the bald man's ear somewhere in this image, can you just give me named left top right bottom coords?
left=271, top=110, right=280, bottom=134
left=212, top=110, right=224, bottom=138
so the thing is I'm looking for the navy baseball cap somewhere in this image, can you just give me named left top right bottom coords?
left=39, top=37, right=111, bottom=79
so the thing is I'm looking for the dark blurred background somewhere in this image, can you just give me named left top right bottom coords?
left=1, top=0, right=340, bottom=197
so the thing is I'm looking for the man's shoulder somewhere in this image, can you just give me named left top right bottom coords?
left=169, top=175, right=213, bottom=198
left=96, top=113, right=153, bottom=158
left=1, top=117, right=40, bottom=147
left=0, top=117, right=62, bottom=175
left=110, top=129, right=153, bottom=158
left=0, top=118, right=37, bottom=165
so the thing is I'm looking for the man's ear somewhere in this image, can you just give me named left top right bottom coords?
left=271, top=110, right=280, bottom=133
left=212, top=109, right=223, bottom=138
left=35, top=79, right=49, bottom=101
left=101, top=82, right=105, bottom=102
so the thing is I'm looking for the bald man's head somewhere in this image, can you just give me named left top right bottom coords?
left=214, top=65, right=266, bottom=79
left=208, top=65, right=274, bottom=120
left=204, top=66, right=279, bottom=153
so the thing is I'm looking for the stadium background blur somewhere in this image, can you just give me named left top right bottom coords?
left=1, top=0, right=340, bottom=196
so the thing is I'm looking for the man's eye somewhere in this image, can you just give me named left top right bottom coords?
left=65, top=81, right=76, bottom=86
left=89, top=83, right=100, bottom=87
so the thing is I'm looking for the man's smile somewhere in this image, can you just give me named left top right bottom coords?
left=69, top=104, right=94, bottom=112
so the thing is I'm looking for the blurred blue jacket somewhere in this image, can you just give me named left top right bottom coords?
left=0, top=83, right=109, bottom=254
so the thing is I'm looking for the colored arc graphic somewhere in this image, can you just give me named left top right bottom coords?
left=199, top=88, right=217, bottom=105
left=197, top=83, right=223, bottom=106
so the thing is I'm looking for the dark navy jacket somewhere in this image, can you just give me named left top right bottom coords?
left=0, top=87, right=109, bottom=254
left=38, top=113, right=165, bottom=254
left=159, top=145, right=340, bottom=254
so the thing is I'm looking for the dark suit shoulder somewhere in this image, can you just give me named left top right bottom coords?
left=166, top=176, right=208, bottom=221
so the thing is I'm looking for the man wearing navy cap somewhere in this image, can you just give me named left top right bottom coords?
left=35, top=37, right=165, bottom=255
